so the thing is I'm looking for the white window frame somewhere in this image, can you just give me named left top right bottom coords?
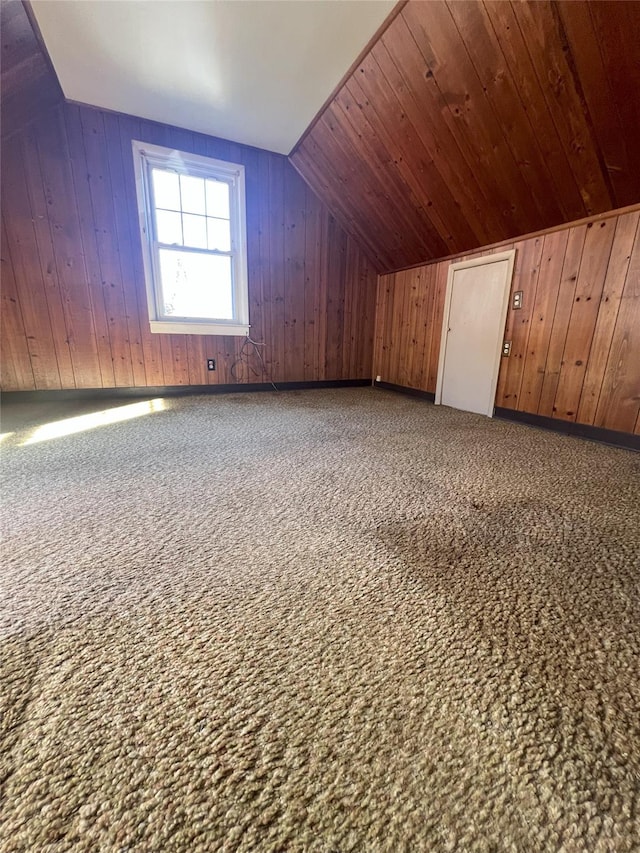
left=131, top=140, right=249, bottom=336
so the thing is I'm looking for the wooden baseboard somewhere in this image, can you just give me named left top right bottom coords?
left=494, top=407, right=639, bottom=452
left=373, top=380, right=436, bottom=403
left=373, top=383, right=638, bottom=452
left=1, top=379, right=370, bottom=403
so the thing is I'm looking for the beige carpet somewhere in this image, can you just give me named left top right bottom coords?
left=1, top=388, right=639, bottom=852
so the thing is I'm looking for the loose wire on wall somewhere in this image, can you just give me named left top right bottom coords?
left=230, top=336, right=278, bottom=391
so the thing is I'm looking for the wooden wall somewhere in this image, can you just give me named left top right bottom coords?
left=374, top=207, right=640, bottom=436
left=1, top=1, right=63, bottom=142
left=291, top=0, right=640, bottom=273
left=0, top=102, right=378, bottom=391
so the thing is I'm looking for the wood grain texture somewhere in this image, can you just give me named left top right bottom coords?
left=551, top=219, right=616, bottom=421
left=583, top=2, right=640, bottom=206
left=508, top=1, right=611, bottom=216
left=556, top=1, right=639, bottom=207
left=494, top=237, right=544, bottom=410
left=21, top=126, right=76, bottom=389
left=594, top=223, right=640, bottom=433
left=291, top=0, right=639, bottom=273
left=1, top=103, right=377, bottom=390
left=517, top=229, right=569, bottom=415
left=1, top=136, right=62, bottom=389
left=0, top=219, right=35, bottom=391
left=374, top=206, right=640, bottom=435
left=0, top=0, right=62, bottom=140
left=447, top=1, right=563, bottom=227
left=536, top=225, right=588, bottom=418
left=373, top=262, right=446, bottom=393
left=577, top=214, right=639, bottom=425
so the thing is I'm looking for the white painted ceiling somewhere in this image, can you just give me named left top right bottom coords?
left=31, top=0, right=396, bottom=155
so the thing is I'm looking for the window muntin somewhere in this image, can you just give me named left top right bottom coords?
left=132, top=141, right=249, bottom=336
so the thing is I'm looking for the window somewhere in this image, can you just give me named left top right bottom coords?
left=132, top=141, right=249, bottom=336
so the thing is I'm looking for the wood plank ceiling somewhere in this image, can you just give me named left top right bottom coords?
left=0, top=0, right=62, bottom=138
left=290, top=0, right=640, bottom=273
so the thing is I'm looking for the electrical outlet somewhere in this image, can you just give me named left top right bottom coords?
left=512, top=291, right=523, bottom=309
left=207, top=358, right=216, bottom=371
left=502, top=341, right=512, bottom=357
left=376, top=375, right=382, bottom=383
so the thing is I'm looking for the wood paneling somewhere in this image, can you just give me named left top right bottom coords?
left=1, top=1, right=62, bottom=139
left=550, top=220, right=615, bottom=421
left=0, top=219, right=34, bottom=390
left=517, top=229, right=569, bottom=415
left=495, top=236, right=544, bottom=409
left=291, top=0, right=640, bottom=273
left=374, top=206, right=640, bottom=436
left=1, top=134, right=62, bottom=389
left=578, top=214, right=639, bottom=427
left=1, top=102, right=377, bottom=391
left=594, top=220, right=640, bottom=434
left=556, top=1, right=640, bottom=208
left=375, top=258, right=448, bottom=392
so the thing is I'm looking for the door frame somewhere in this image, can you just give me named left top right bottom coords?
left=435, top=250, right=516, bottom=417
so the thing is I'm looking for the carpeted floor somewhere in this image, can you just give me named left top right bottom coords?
left=1, top=388, right=639, bottom=852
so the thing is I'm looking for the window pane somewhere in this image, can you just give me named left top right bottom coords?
left=180, top=174, right=206, bottom=215
left=207, top=217, right=231, bottom=252
left=206, top=179, right=230, bottom=219
left=155, top=209, right=183, bottom=245
left=152, top=169, right=180, bottom=211
left=182, top=213, right=208, bottom=249
left=158, top=248, right=233, bottom=320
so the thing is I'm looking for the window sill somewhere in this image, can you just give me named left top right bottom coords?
left=149, top=321, right=250, bottom=336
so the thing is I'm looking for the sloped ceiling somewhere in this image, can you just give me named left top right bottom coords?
left=29, top=0, right=396, bottom=155
left=5, top=0, right=640, bottom=276
left=1, top=0, right=62, bottom=137
left=290, top=1, right=640, bottom=273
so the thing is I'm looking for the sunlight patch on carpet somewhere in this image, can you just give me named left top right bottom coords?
left=21, top=398, right=166, bottom=445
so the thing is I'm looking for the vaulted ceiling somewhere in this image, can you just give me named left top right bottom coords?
left=290, top=1, right=640, bottom=272
left=28, top=0, right=395, bottom=155
left=3, top=0, right=640, bottom=276
left=1, top=0, right=62, bottom=137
